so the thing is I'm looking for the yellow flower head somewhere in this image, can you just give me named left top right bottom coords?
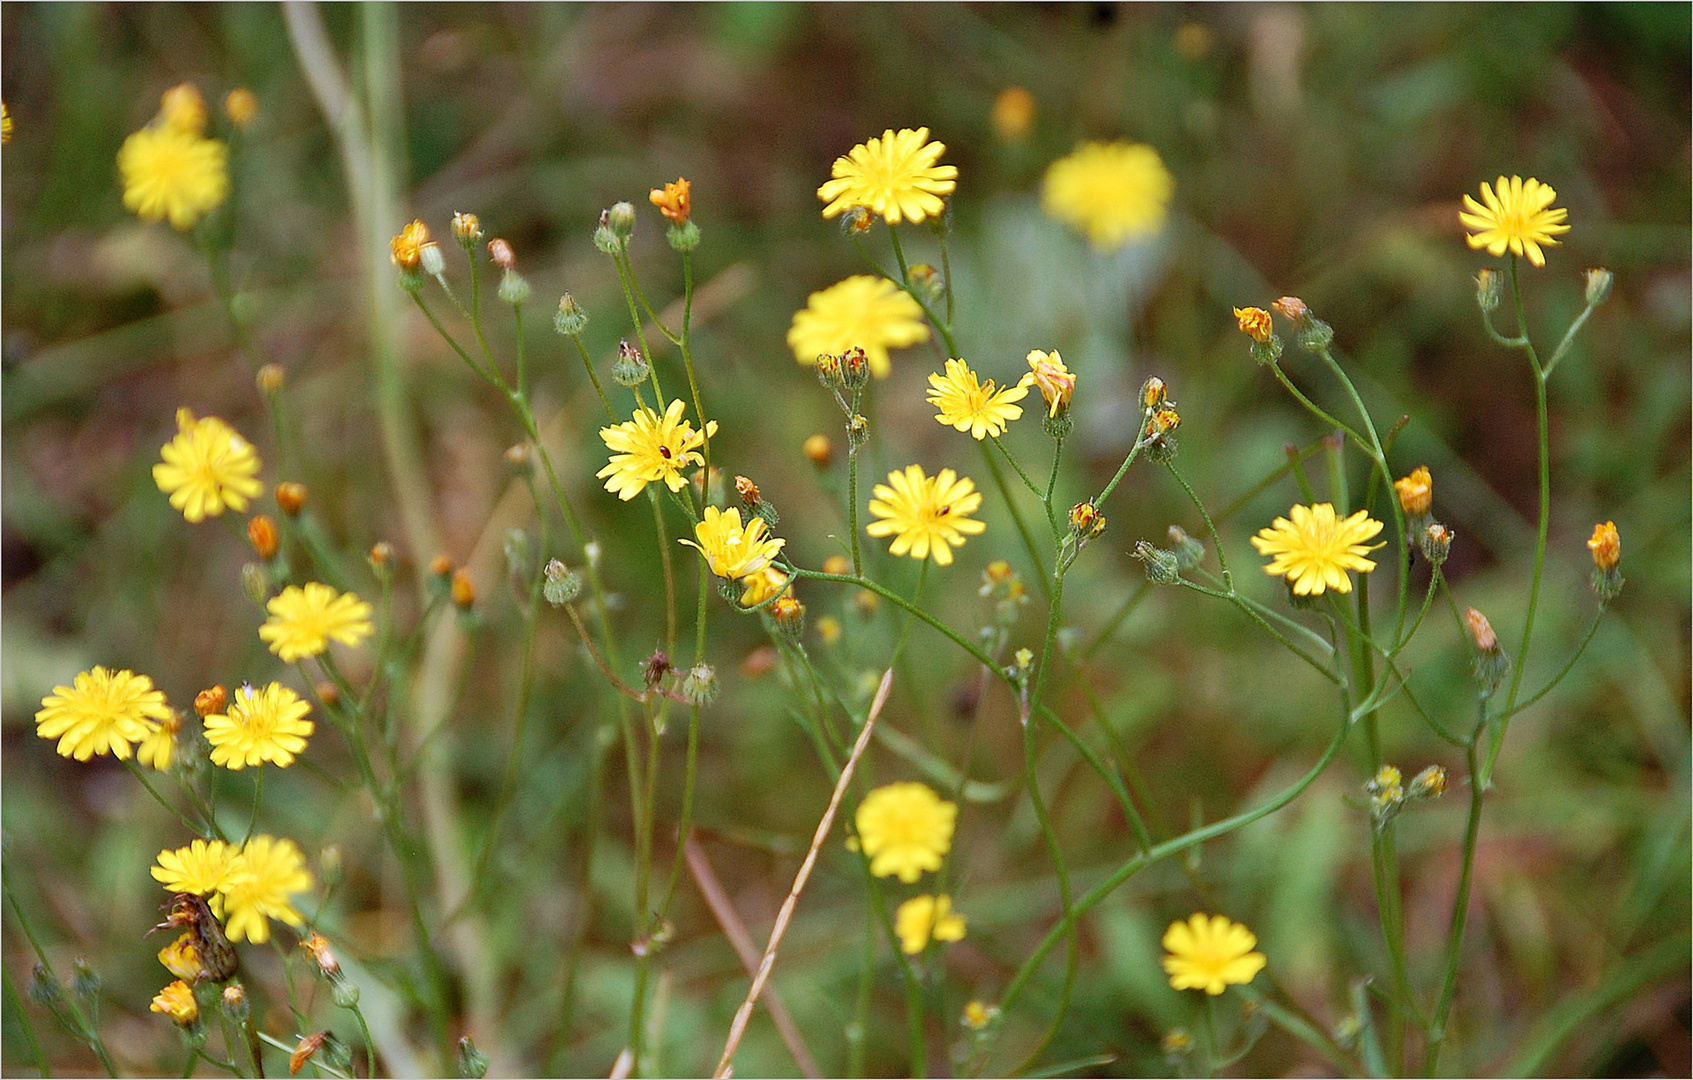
left=817, top=127, right=957, bottom=225
left=152, top=838, right=249, bottom=898
left=681, top=505, right=786, bottom=581
left=895, top=894, right=968, bottom=954
left=152, top=407, right=263, bottom=523
left=739, top=567, right=793, bottom=608
left=788, top=275, right=929, bottom=379
left=259, top=582, right=374, bottom=663
left=220, top=835, right=312, bottom=944
left=1024, top=350, right=1075, bottom=418
left=136, top=709, right=181, bottom=772
left=118, top=123, right=228, bottom=231
left=203, top=682, right=314, bottom=770
left=649, top=177, right=691, bottom=224
left=35, top=666, right=173, bottom=762
left=390, top=219, right=434, bottom=270
left=866, top=464, right=985, bottom=567
left=597, top=399, right=717, bottom=501
left=1162, top=913, right=1267, bottom=995
left=224, top=88, right=258, bottom=128
left=1587, top=520, right=1620, bottom=571
left=1250, top=503, right=1384, bottom=596
left=158, top=83, right=208, bottom=135
left=927, top=358, right=1030, bottom=440
left=855, top=781, right=957, bottom=883
left=1459, top=176, right=1569, bottom=268
left=1394, top=466, right=1433, bottom=517
left=1042, top=141, right=1173, bottom=250
left=157, top=933, right=203, bottom=982
left=1234, top=306, right=1274, bottom=345
left=151, top=980, right=199, bottom=1026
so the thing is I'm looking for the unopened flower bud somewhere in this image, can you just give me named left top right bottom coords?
left=241, top=563, right=270, bottom=604
left=1475, top=269, right=1502, bottom=314
left=1233, top=306, right=1274, bottom=345
left=27, top=964, right=61, bottom=1007
left=457, top=1036, right=491, bottom=1080
left=908, top=263, right=942, bottom=304
left=221, top=983, right=249, bottom=1023
left=1068, top=501, right=1105, bottom=541
left=1395, top=465, right=1433, bottom=518
left=1166, top=525, right=1206, bottom=570
left=607, top=201, right=636, bottom=239
left=224, top=88, right=258, bottom=127
left=667, top=220, right=701, bottom=252
left=803, top=434, right=833, bottom=468
left=962, top=1000, right=1001, bottom=1032
left=840, top=206, right=873, bottom=235
left=429, top=555, right=456, bottom=578
left=247, top=515, right=279, bottom=560
left=735, top=475, right=761, bottom=506
left=1367, top=764, right=1406, bottom=826
left=1140, top=376, right=1167, bottom=411
left=1464, top=607, right=1510, bottom=697
left=852, top=589, right=880, bottom=619
left=817, top=615, right=843, bottom=645
left=771, top=595, right=806, bottom=638
left=1162, top=1028, right=1195, bottom=1059
left=681, top=663, right=718, bottom=706
left=1587, top=520, right=1624, bottom=602
left=842, top=346, right=870, bottom=391
left=1133, top=540, right=1181, bottom=584
left=846, top=413, right=870, bottom=450
left=315, top=680, right=340, bottom=708
left=611, top=340, right=649, bottom=386
left=1409, top=765, right=1447, bottom=799
left=822, top=555, right=851, bottom=577
left=195, top=685, right=227, bottom=718
left=593, top=210, right=618, bottom=253
left=290, top=1032, right=331, bottom=1076
left=70, top=958, right=100, bottom=1002
left=554, top=293, right=588, bottom=335
left=369, top=541, right=395, bottom=580
left=319, top=845, right=343, bottom=889
left=542, top=559, right=581, bottom=606
left=641, top=651, right=671, bottom=691
left=419, top=242, right=446, bottom=278
left=450, top=570, right=475, bottom=609
left=275, top=482, right=308, bottom=517
left=451, top=212, right=483, bottom=249
left=1584, top=268, right=1613, bottom=307
left=498, top=269, right=530, bottom=305
left=256, top=363, right=285, bottom=395
left=815, top=352, right=843, bottom=387
left=1420, top=523, right=1453, bottom=567
left=1272, top=296, right=1309, bottom=322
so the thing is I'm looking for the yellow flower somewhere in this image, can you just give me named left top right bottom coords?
left=855, top=781, right=956, bottom=883
left=158, top=83, right=208, bottom=135
left=2, top=101, right=11, bottom=143
left=151, top=980, right=199, bottom=1026
left=895, top=894, right=968, bottom=954
left=1024, top=350, right=1075, bottom=418
left=34, top=666, right=173, bottom=762
left=203, top=682, right=314, bottom=770
left=1459, top=176, right=1569, bottom=267
left=1394, top=466, right=1432, bottom=517
left=927, top=358, right=1030, bottom=440
left=597, top=399, right=717, bottom=501
left=649, top=177, right=691, bottom=224
left=1587, top=520, right=1620, bottom=571
left=1162, top=913, right=1266, bottom=995
left=220, top=836, right=312, bottom=944
left=739, top=567, right=793, bottom=608
left=1042, top=141, right=1173, bottom=250
left=389, top=219, right=433, bottom=270
left=136, top=709, right=181, bottom=772
left=1233, top=306, right=1273, bottom=345
left=118, top=123, right=228, bottom=231
left=1250, top=503, right=1384, bottom=596
left=152, top=839, right=249, bottom=899
left=817, top=127, right=957, bottom=225
left=681, top=506, right=786, bottom=581
left=224, top=88, right=258, bottom=128
left=866, top=464, right=985, bottom=567
left=787, top=276, right=929, bottom=379
left=157, top=933, right=203, bottom=982
left=152, top=407, right=263, bottom=523
left=259, top=582, right=374, bottom=663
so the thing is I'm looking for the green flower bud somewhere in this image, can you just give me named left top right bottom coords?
left=1584, top=267, right=1614, bottom=307
left=543, top=559, right=582, bottom=606
left=554, top=293, right=588, bottom=336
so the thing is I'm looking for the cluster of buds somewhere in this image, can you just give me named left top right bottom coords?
left=1464, top=607, right=1511, bottom=698
left=1365, top=763, right=1448, bottom=829
left=1587, top=521, right=1624, bottom=603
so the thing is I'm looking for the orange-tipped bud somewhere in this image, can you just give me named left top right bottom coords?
left=429, top=555, right=455, bottom=578
left=275, top=482, right=308, bottom=517
left=1587, top=521, right=1620, bottom=571
left=247, top=515, right=279, bottom=560
left=735, top=475, right=761, bottom=505
left=194, top=685, right=227, bottom=718
left=1395, top=466, right=1432, bottom=517
left=450, top=570, right=475, bottom=609
left=803, top=434, right=833, bottom=468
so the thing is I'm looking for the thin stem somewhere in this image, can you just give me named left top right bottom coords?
left=1425, top=715, right=1487, bottom=1075
left=979, top=441, right=1052, bottom=600
left=1503, top=607, right=1606, bottom=718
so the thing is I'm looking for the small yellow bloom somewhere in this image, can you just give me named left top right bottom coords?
left=682, top=505, right=786, bottom=581
left=927, top=358, right=1030, bottom=440
left=221, top=835, right=312, bottom=944
left=136, top=709, right=181, bottom=772
left=35, top=666, right=173, bottom=762
left=1587, top=521, right=1620, bottom=571
left=389, top=219, right=433, bottom=270
left=739, top=567, right=793, bottom=608
left=895, top=894, right=967, bottom=954
left=855, top=781, right=957, bottom=883
left=1234, top=306, right=1274, bottom=345
left=788, top=276, right=929, bottom=379
left=152, top=839, right=249, bottom=899
left=1161, top=913, right=1266, bottom=995
left=224, top=88, right=258, bottom=127
left=991, top=87, right=1036, bottom=142
left=118, top=123, right=229, bottom=230
left=962, top=1000, right=995, bottom=1031
left=1459, top=175, right=1570, bottom=268
left=817, top=127, right=957, bottom=225
left=259, top=582, right=374, bottom=663
left=1395, top=466, right=1433, bottom=517
left=866, top=464, right=985, bottom=567
left=152, top=407, right=263, bottom=523
left=158, top=83, right=208, bottom=135
left=157, top=933, right=203, bottom=982
left=203, top=682, right=314, bottom=770
left=1250, top=503, right=1384, bottom=596
left=597, top=399, right=717, bottom=501
left=649, top=177, right=691, bottom=224
left=1024, top=350, right=1075, bottom=418
left=1042, top=141, right=1173, bottom=250
left=151, top=980, right=199, bottom=1026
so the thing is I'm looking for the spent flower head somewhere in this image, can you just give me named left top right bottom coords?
left=259, top=583, right=374, bottom=663
left=866, top=464, right=985, bottom=567
left=649, top=177, right=691, bottom=224
left=203, top=682, right=313, bottom=770
left=597, top=400, right=717, bottom=501
left=855, top=782, right=957, bottom=883
left=927, top=357, right=1030, bottom=440
left=1024, top=350, right=1075, bottom=418
left=788, top=276, right=929, bottom=379
left=35, top=666, right=174, bottom=763
left=680, top=506, right=786, bottom=581
left=817, top=127, right=957, bottom=225
left=1042, top=140, right=1173, bottom=250
left=1161, top=913, right=1267, bottom=995
left=1460, top=175, right=1569, bottom=267
left=153, top=407, right=264, bottom=523
left=1250, top=503, right=1384, bottom=596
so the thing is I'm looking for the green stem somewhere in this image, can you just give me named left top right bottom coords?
left=1503, top=607, right=1606, bottom=719
left=979, top=441, right=1052, bottom=600
left=3, top=878, right=119, bottom=1077
left=1425, top=712, right=1487, bottom=1075
left=3, top=966, right=49, bottom=1079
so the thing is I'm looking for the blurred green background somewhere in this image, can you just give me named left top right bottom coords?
left=3, top=3, right=1688, bottom=1076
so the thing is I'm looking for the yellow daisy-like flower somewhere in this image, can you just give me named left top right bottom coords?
left=389, top=219, right=434, bottom=270
left=681, top=506, right=786, bottom=581
left=1250, top=503, right=1384, bottom=596
left=866, top=464, right=985, bottom=567
left=157, top=933, right=203, bottom=983
left=152, top=839, right=249, bottom=899
left=136, top=709, right=181, bottom=772
left=927, top=358, right=1030, bottom=440
left=1024, top=350, right=1075, bottom=418
left=152, top=407, right=263, bottom=523
left=1042, top=141, right=1174, bottom=251
left=203, top=682, right=314, bottom=770
left=220, top=835, right=312, bottom=944
left=1161, top=913, right=1267, bottom=995
left=895, top=894, right=968, bottom=955
left=151, top=980, right=199, bottom=1026
left=739, top=567, right=793, bottom=608
left=1459, top=175, right=1570, bottom=268
left=787, top=275, right=930, bottom=379
left=817, top=127, right=958, bottom=225
left=855, top=781, right=957, bottom=883
left=118, top=123, right=229, bottom=231
left=259, top=582, right=374, bottom=663
left=597, top=399, right=717, bottom=501
left=34, top=666, right=173, bottom=762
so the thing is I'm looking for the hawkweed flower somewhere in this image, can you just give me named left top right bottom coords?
left=1161, top=913, right=1267, bottom=995
left=35, top=666, right=173, bottom=762
left=1366, top=764, right=1406, bottom=826
left=224, top=88, right=257, bottom=127
left=1460, top=175, right=1569, bottom=267
left=153, top=408, right=263, bottom=523
left=221, top=836, right=311, bottom=944
left=895, top=894, right=967, bottom=954
left=854, top=781, right=956, bottom=883
left=927, top=358, right=1030, bottom=439
left=680, top=506, right=785, bottom=581
left=597, top=400, right=716, bottom=501
left=866, top=464, right=985, bottom=567
left=817, top=127, right=957, bottom=225
left=1395, top=466, right=1433, bottom=518
left=203, top=683, right=313, bottom=770
left=1587, top=521, right=1624, bottom=602
left=1409, top=765, right=1448, bottom=799
left=788, top=276, right=929, bottom=379
left=1234, top=306, right=1274, bottom=344
left=259, top=583, right=374, bottom=662
left=1024, top=349, right=1075, bottom=418
left=153, top=839, right=249, bottom=899
left=118, top=122, right=228, bottom=230
left=649, top=177, right=691, bottom=224
left=389, top=219, right=433, bottom=271
left=136, top=708, right=181, bottom=771
left=151, top=980, right=199, bottom=1026
left=1250, top=503, right=1384, bottom=596
left=1042, top=141, right=1173, bottom=250
left=157, top=934, right=203, bottom=983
